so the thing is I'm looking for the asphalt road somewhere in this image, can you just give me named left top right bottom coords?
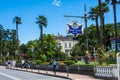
left=0, top=68, right=70, bottom=80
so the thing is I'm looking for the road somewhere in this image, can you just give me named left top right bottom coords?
left=0, top=68, right=69, bottom=80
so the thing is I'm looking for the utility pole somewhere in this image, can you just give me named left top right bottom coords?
left=64, top=4, right=89, bottom=51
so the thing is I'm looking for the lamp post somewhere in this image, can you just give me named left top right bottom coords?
left=57, top=43, right=60, bottom=63
left=93, top=48, right=96, bottom=65
left=64, top=4, right=89, bottom=55
left=84, top=4, right=88, bottom=51
left=15, top=50, right=18, bottom=60
left=30, top=46, right=34, bottom=71
left=31, top=46, right=34, bottom=62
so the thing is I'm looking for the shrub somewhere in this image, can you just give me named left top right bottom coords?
left=40, top=54, right=47, bottom=63
left=64, top=60, right=75, bottom=65
left=74, top=58, right=78, bottom=63
left=34, top=60, right=42, bottom=64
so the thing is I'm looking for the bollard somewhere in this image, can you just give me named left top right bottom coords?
left=46, top=65, right=48, bottom=74
left=66, top=65, right=69, bottom=77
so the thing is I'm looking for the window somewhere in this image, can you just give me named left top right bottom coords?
left=118, top=43, right=120, bottom=51
left=69, top=43, right=71, bottom=48
left=65, top=43, right=67, bottom=48
left=57, top=43, right=61, bottom=47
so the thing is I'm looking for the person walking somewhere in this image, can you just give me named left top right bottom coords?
left=21, top=59, right=25, bottom=68
left=51, top=59, right=57, bottom=75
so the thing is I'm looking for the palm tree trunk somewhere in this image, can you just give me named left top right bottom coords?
left=102, top=13, right=107, bottom=50
left=40, top=25, right=43, bottom=53
left=98, top=0, right=103, bottom=48
left=113, top=0, right=117, bottom=62
left=95, top=16, right=100, bottom=47
left=16, top=23, right=18, bottom=40
left=16, top=23, right=19, bottom=49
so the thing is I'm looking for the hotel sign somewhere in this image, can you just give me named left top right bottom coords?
left=67, top=21, right=82, bottom=37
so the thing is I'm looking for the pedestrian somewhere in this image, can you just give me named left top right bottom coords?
left=51, top=59, right=57, bottom=75
left=27, top=61, right=30, bottom=69
left=21, top=59, right=25, bottom=68
left=7, top=60, right=11, bottom=68
left=12, top=60, right=16, bottom=69
left=84, top=55, right=89, bottom=64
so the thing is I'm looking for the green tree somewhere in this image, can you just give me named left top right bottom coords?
left=97, top=0, right=109, bottom=48
left=36, top=15, right=48, bottom=54
left=10, top=30, right=17, bottom=51
left=42, top=34, right=57, bottom=61
left=105, top=0, right=120, bottom=61
left=0, top=25, right=4, bottom=62
left=26, top=34, right=55, bottom=60
left=89, top=7, right=100, bottom=47
left=20, top=44, right=28, bottom=54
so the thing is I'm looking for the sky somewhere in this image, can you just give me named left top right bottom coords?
left=0, top=0, right=120, bottom=44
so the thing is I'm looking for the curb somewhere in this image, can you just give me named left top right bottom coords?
left=10, top=67, right=72, bottom=80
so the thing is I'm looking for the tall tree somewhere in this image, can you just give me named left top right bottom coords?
left=97, top=1, right=110, bottom=49
left=36, top=15, right=47, bottom=53
left=13, top=16, right=22, bottom=44
left=89, top=7, right=100, bottom=47
left=89, top=2, right=109, bottom=48
left=105, top=0, right=120, bottom=61
left=10, top=29, right=18, bottom=55
left=100, top=2, right=109, bottom=50
left=98, top=0, right=103, bottom=48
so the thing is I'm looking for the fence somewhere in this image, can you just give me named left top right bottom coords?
left=94, top=66, right=117, bottom=80
left=0, top=63, right=118, bottom=79
left=15, top=64, right=94, bottom=75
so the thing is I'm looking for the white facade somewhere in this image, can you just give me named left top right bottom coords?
left=56, top=36, right=78, bottom=56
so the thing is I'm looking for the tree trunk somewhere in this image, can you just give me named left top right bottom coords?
left=102, top=13, right=107, bottom=50
left=113, top=0, right=117, bottom=62
left=40, top=25, right=43, bottom=53
left=16, top=23, right=18, bottom=40
left=16, top=23, right=19, bottom=49
left=98, top=0, right=103, bottom=48
left=95, top=16, right=100, bottom=47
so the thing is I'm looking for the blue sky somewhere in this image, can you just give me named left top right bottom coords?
left=0, top=0, right=120, bottom=44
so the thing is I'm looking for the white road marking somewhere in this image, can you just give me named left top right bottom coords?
left=0, top=71, right=21, bottom=80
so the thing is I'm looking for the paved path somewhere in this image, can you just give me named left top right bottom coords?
left=0, top=66, right=103, bottom=80
left=0, top=68, right=69, bottom=80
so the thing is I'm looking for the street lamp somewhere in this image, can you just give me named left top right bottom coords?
left=15, top=50, right=18, bottom=60
left=64, top=4, right=89, bottom=54
left=84, top=4, right=88, bottom=51
left=93, top=48, right=97, bottom=65
left=31, top=46, right=34, bottom=62
left=57, top=43, right=60, bottom=62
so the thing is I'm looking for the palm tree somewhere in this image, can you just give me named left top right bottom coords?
left=13, top=16, right=22, bottom=43
left=98, top=2, right=109, bottom=50
left=36, top=15, right=47, bottom=53
left=105, top=0, right=120, bottom=61
left=89, top=2, right=109, bottom=48
left=89, top=7, right=100, bottom=47
left=98, top=0, right=103, bottom=47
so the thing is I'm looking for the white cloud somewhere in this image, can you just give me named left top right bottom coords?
left=52, top=0, right=61, bottom=7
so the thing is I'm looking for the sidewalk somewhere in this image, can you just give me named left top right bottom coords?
left=0, top=66, right=103, bottom=80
